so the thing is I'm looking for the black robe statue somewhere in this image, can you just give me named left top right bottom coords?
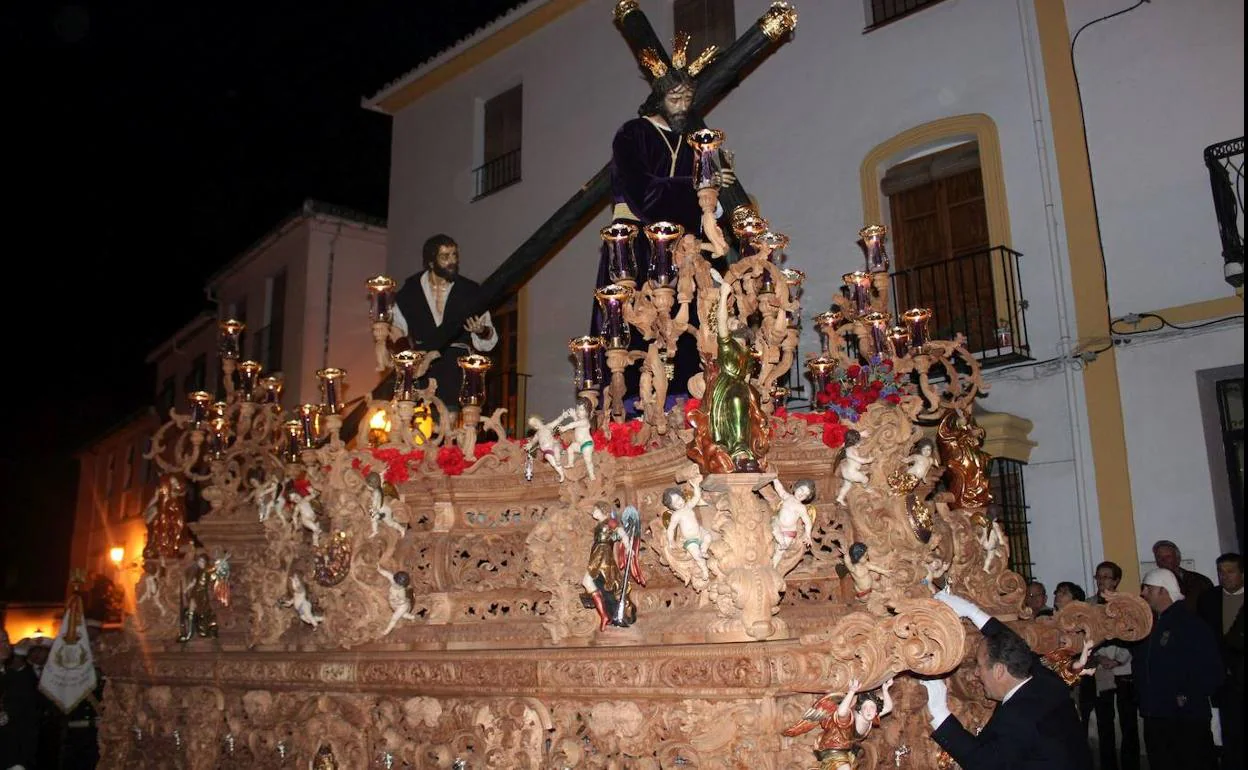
left=394, top=270, right=491, bottom=410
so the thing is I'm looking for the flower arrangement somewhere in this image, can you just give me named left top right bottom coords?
left=814, top=356, right=907, bottom=423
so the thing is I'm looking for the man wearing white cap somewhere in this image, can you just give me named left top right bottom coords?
left=1135, top=567, right=1224, bottom=768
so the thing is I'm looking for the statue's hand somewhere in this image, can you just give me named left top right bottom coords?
left=701, top=213, right=729, bottom=257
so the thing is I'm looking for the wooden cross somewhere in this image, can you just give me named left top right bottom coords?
left=344, top=2, right=797, bottom=434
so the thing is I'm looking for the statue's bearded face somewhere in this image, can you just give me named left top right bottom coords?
left=661, top=85, right=694, bottom=133
left=431, top=243, right=460, bottom=282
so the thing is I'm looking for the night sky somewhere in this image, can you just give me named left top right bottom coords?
left=2, top=1, right=527, bottom=603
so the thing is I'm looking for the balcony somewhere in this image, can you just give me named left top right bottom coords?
left=472, top=149, right=522, bottom=201
left=1204, top=136, right=1244, bottom=289
left=889, top=245, right=1031, bottom=368
left=864, top=0, right=950, bottom=31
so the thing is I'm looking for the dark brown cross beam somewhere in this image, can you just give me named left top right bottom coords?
left=342, top=2, right=797, bottom=438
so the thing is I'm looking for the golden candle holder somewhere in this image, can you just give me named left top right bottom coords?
left=859, top=224, right=889, bottom=274
left=807, top=355, right=836, bottom=406
left=733, top=213, right=770, bottom=259
left=814, top=310, right=844, bottom=354
left=687, top=127, right=726, bottom=191
left=316, top=368, right=347, bottom=415
left=237, top=360, right=262, bottom=402
left=862, top=311, right=892, bottom=357
left=902, top=307, right=933, bottom=349
left=569, top=335, right=605, bottom=404
left=644, top=222, right=684, bottom=288
left=281, top=419, right=304, bottom=464
left=296, top=404, right=320, bottom=454
left=188, top=391, right=214, bottom=429
left=595, top=284, right=634, bottom=351
left=367, top=275, right=398, bottom=372
left=842, top=271, right=874, bottom=315
left=888, top=325, right=911, bottom=358
left=260, top=375, right=284, bottom=409
left=601, top=223, right=639, bottom=289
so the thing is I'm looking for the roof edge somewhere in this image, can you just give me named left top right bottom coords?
left=364, top=0, right=587, bottom=115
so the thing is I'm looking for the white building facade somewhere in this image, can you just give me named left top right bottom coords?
left=366, top=0, right=1244, bottom=590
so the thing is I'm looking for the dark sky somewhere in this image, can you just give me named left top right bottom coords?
left=1, top=1, right=526, bottom=602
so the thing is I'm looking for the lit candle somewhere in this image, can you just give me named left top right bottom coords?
left=568, top=336, right=605, bottom=391
left=367, top=408, right=390, bottom=448
left=752, top=231, right=790, bottom=293
left=842, top=271, right=874, bottom=314
left=902, top=308, right=933, bottom=348
left=888, top=326, right=911, bottom=358
left=366, top=276, right=397, bottom=323
left=859, top=224, right=889, bottom=274
left=807, top=356, right=836, bottom=402
left=188, top=391, right=213, bottom=427
left=595, top=284, right=634, bottom=350
left=862, top=311, right=892, bottom=356
left=687, top=128, right=725, bottom=190
left=260, top=375, right=284, bottom=407
left=600, top=223, right=639, bottom=286
left=218, top=319, right=245, bottom=361
left=237, top=360, right=262, bottom=402
left=206, top=417, right=229, bottom=460
left=316, top=368, right=347, bottom=415
left=457, top=354, right=492, bottom=407
left=282, top=419, right=303, bottom=463
left=644, top=222, right=684, bottom=288
left=391, top=350, right=422, bottom=401
left=814, top=310, right=843, bottom=353
left=733, top=214, right=770, bottom=260
left=296, top=404, right=319, bottom=448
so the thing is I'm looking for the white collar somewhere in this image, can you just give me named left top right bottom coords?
left=1226, top=586, right=1245, bottom=596
left=419, top=271, right=454, bottom=326
left=1002, top=676, right=1032, bottom=704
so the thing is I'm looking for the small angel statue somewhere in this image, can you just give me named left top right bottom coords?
left=771, top=478, right=816, bottom=568
left=978, top=506, right=1008, bottom=574
left=136, top=558, right=168, bottom=616
left=364, top=472, right=408, bottom=538
left=278, top=574, right=324, bottom=628
left=903, top=438, right=938, bottom=481
left=840, top=541, right=889, bottom=601
left=782, top=677, right=895, bottom=770
left=1041, top=637, right=1096, bottom=687
left=250, top=475, right=284, bottom=523
left=663, top=476, right=714, bottom=581
left=562, top=401, right=596, bottom=481
left=377, top=565, right=417, bottom=636
left=289, top=485, right=324, bottom=546
left=834, top=430, right=872, bottom=506
left=524, top=413, right=570, bottom=482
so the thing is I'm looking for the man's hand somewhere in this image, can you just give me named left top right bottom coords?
left=921, top=678, right=951, bottom=727
left=934, top=587, right=980, bottom=619
left=464, top=314, right=493, bottom=338
left=714, top=168, right=736, bottom=189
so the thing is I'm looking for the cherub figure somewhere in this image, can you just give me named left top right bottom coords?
left=782, top=677, right=895, bottom=770
left=834, top=430, right=872, bottom=506
left=364, top=472, right=407, bottom=538
left=902, top=438, right=938, bottom=483
left=923, top=539, right=951, bottom=590
left=289, top=485, right=324, bottom=546
left=978, top=506, right=1007, bottom=574
left=377, top=565, right=417, bottom=636
left=524, top=413, right=569, bottom=482
left=136, top=558, right=168, bottom=616
left=562, top=401, right=596, bottom=481
left=771, top=478, right=816, bottom=568
left=1041, top=637, right=1096, bottom=686
left=250, top=475, right=284, bottom=523
left=840, top=542, right=889, bottom=601
left=663, top=478, right=714, bottom=581
left=279, top=574, right=324, bottom=628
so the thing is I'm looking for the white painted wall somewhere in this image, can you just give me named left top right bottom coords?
left=380, top=0, right=1240, bottom=588
left=301, top=220, right=390, bottom=406
left=1065, top=0, right=1244, bottom=313
left=1117, top=323, right=1245, bottom=577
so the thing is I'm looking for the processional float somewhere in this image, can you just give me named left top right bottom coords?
left=111, top=3, right=1150, bottom=768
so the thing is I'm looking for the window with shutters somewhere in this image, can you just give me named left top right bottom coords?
left=674, top=0, right=736, bottom=56
left=256, top=270, right=286, bottom=373
left=988, top=458, right=1033, bottom=581
left=184, top=354, right=207, bottom=396
left=865, top=0, right=951, bottom=31
left=473, top=85, right=523, bottom=200
left=485, top=293, right=528, bottom=438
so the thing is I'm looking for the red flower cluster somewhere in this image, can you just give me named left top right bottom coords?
left=590, top=419, right=645, bottom=458
left=436, top=445, right=469, bottom=476
left=363, top=447, right=426, bottom=483
left=291, top=477, right=313, bottom=497
left=813, top=359, right=905, bottom=422
left=783, top=410, right=850, bottom=450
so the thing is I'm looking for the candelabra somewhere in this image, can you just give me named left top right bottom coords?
left=367, top=275, right=398, bottom=372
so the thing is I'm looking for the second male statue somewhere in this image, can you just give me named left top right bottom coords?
left=392, top=234, right=498, bottom=412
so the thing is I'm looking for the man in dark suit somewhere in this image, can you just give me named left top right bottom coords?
left=1197, top=553, right=1244, bottom=769
left=920, top=588, right=1093, bottom=769
left=392, top=234, right=497, bottom=412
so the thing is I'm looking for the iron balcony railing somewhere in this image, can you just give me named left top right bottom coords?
left=1204, top=136, right=1244, bottom=289
left=472, top=149, right=522, bottom=201
left=889, top=245, right=1031, bottom=368
left=865, top=0, right=949, bottom=31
